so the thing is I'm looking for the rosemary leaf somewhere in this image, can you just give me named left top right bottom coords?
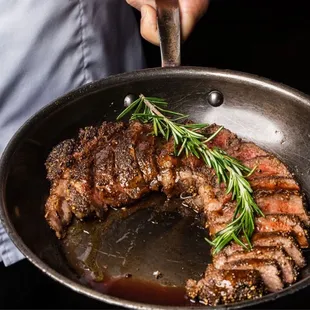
left=116, top=98, right=141, bottom=120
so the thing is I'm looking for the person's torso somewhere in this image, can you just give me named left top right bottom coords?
left=0, top=0, right=145, bottom=154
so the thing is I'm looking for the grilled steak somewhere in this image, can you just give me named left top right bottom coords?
left=251, top=233, right=306, bottom=268
left=213, top=246, right=297, bottom=284
left=211, top=214, right=309, bottom=249
left=243, top=156, right=292, bottom=179
left=250, top=177, right=300, bottom=191
left=186, top=265, right=265, bottom=305
left=254, top=191, right=309, bottom=225
left=255, top=215, right=308, bottom=248
left=44, top=121, right=309, bottom=305
left=217, top=259, right=284, bottom=293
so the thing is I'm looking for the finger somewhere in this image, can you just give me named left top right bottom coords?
left=126, top=0, right=155, bottom=11
left=128, top=0, right=209, bottom=45
left=140, top=4, right=160, bottom=46
left=179, top=0, right=209, bottom=41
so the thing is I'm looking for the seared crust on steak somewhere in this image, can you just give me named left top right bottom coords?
left=186, top=265, right=265, bottom=305
left=217, top=259, right=284, bottom=293
left=45, top=139, right=75, bottom=183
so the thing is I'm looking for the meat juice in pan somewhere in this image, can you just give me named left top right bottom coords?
left=61, top=194, right=211, bottom=306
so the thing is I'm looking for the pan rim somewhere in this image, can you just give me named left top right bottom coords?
left=1, top=66, right=310, bottom=309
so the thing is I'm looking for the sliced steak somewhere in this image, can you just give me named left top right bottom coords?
left=45, top=192, right=72, bottom=239
left=255, top=215, right=308, bottom=248
left=135, top=124, right=160, bottom=190
left=210, top=190, right=309, bottom=235
left=204, top=126, right=268, bottom=161
left=69, top=126, right=103, bottom=218
left=218, top=259, right=283, bottom=292
left=252, top=233, right=306, bottom=268
left=232, top=142, right=268, bottom=161
left=45, top=139, right=76, bottom=238
left=250, top=176, right=300, bottom=191
left=73, top=126, right=99, bottom=159
left=114, top=122, right=149, bottom=200
left=213, top=246, right=297, bottom=284
left=204, top=124, right=240, bottom=152
left=186, top=265, right=264, bottom=306
left=69, top=157, right=94, bottom=219
left=212, top=232, right=305, bottom=269
left=156, top=138, right=179, bottom=197
left=93, top=145, right=119, bottom=206
left=243, top=156, right=291, bottom=179
left=93, top=123, right=133, bottom=209
left=97, top=121, right=126, bottom=143
left=45, top=138, right=75, bottom=183
left=254, top=191, right=309, bottom=225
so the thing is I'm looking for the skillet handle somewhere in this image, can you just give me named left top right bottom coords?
left=155, top=0, right=181, bottom=67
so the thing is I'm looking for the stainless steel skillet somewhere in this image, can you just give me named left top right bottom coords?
left=0, top=1, right=310, bottom=309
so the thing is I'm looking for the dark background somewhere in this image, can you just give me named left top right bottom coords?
left=2, top=1, right=310, bottom=308
left=142, top=0, right=310, bottom=95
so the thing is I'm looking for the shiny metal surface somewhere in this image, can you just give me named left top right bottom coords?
left=156, top=0, right=181, bottom=67
left=0, top=67, right=310, bottom=309
left=207, top=90, right=224, bottom=107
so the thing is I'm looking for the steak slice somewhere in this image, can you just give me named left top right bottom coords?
left=186, top=265, right=264, bottom=306
left=69, top=125, right=119, bottom=219
left=134, top=124, right=160, bottom=191
left=69, top=158, right=94, bottom=219
left=214, top=232, right=305, bottom=269
left=210, top=189, right=309, bottom=235
left=218, top=259, right=283, bottom=292
left=156, top=138, right=180, bottom=197
left=231, top=142, right=268, bottom=161
left=204, top=126, right=269, bottom=162
left=254, top=191, right=309, bottom=225
left=45, top=139, right=76, bottom=238
left=45, top=139, right=75, bottom=183
left=45, top=191, right=72, bottom=239
left=93, top=123, right=133, bottom=209
left=250, top=176, right=300, bottom=191
left=114, top=121, right=150, bottom=200
left=204, top=125, right=240, bottom=153
left=213, top=246, right=298, bottom=284
left=69, top=126, right=103, bottom=219
left=244, top=156, right=292, bottom=179
left=255, top=215, right=309, bottom=248
left=252, top=233, right=306, bottom=268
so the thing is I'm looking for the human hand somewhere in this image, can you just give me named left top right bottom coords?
left=127, top=0, right=209, bottom=45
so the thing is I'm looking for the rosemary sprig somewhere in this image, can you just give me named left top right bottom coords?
left=117, top=94, right=264, bottom=254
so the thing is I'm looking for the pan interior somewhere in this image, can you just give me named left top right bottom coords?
left=1, top=68, right=310, bottom=309
left=61, top=193, right=211, bottom=306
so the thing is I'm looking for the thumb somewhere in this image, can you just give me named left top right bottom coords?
left=140, top=5, right=160, bottom=46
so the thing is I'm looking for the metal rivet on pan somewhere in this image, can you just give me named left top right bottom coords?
left=207, top=90, right=224, bottom=107
left=124, top=94, right=138, bottom=107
